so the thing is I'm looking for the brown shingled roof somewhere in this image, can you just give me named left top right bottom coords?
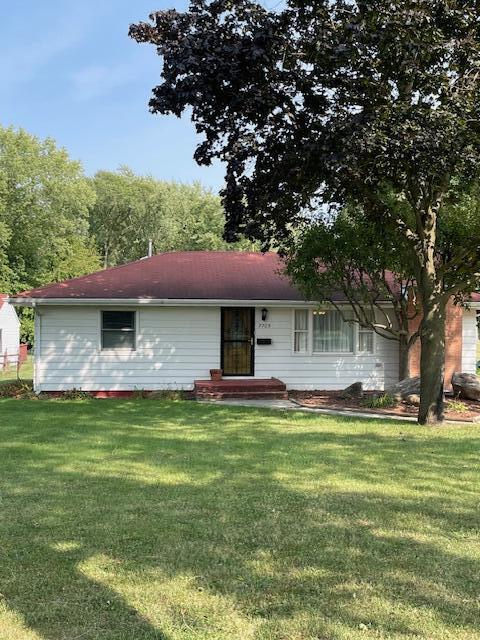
left=14, top=252, right=306, bottom=301
left=12, top=252, right=480, bottom=304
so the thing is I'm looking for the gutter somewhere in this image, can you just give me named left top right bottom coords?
left=9, top=297, right=320, bottom=308
left=10, top=296, right=480, bottom=309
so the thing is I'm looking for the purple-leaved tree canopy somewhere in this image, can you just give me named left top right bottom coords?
left=130, top=1, right=480, bottom=424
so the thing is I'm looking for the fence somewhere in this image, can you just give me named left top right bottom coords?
left=2, top=344, right=28, bottom=377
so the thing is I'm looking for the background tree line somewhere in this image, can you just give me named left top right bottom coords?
left=0, top=125, right=254, bottom=341
left=90, top=166, right=254, bottom=269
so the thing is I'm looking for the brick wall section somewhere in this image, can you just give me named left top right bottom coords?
left=408, top=302, right=463, bottom=389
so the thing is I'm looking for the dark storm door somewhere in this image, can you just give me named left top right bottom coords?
left=221, top=308, right=255, bottom=376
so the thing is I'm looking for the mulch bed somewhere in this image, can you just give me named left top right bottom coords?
left=289, top=390, right=480, bottom=422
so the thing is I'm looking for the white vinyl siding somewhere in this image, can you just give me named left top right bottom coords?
left=462, top=308, right=477, bottom=374
left=0, top=301, right=20, bottom=365
left=35, top=303, right=399, bottom=392
left=35, top=306, right=221, bottom=391
left=256, top=307, right=398, bottom=390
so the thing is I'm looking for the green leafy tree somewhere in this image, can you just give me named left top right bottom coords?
left=0, top=125, right=100, bottom=341
left=286, top=210, right=420, bottom=381
left=0, top=125, right=99, bottom=292
left=131, top=1, right=480, bottom=424
left=153, top=181, right=249, bottom=252
left=89, top=167, right=159, bottom=268
left=90, top=169, right=255, bottom=267
left=0, top=221, right=13, bottom=292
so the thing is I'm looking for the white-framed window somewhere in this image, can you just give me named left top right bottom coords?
left=293, top=309, right=309, bottom=353
left=313, top=309, right=354, bottom=353
left=101, top=310, right=136, bottom=350
left=293, top=308, right=376, bottom=355
left=356, top=309, right=376, bottom=354
left=358, top=324, right=375, bottom=354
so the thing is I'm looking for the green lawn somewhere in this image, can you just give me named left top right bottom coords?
left=0, top=400, right=479, bottom=640
left=0, top=354, right=33, bottom=384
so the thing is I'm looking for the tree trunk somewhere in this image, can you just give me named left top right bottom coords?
left=418, top=298, right=447, bottom=425
left=399, top=334, right=411, bottom=380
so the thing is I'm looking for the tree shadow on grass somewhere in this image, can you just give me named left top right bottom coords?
left=1, top=400, right=479, bottom=639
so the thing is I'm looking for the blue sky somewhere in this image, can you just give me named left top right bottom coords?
left=0, top=1, right=227, bottom=191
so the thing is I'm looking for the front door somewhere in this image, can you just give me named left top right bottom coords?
left=221, top=308, right=255, bottom=376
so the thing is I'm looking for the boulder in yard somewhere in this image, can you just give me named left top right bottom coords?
left=386, top=377, right=421, bottom=401
left=340, top=381, right=363, bottom=399
left=404, top=394, right=420, bottom=407
left=451, top=372, right=480, bottom=401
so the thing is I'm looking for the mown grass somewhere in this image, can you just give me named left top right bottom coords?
left=0, top=399, right=479, bottom=639
left=0, top=355, right=33, bottom=384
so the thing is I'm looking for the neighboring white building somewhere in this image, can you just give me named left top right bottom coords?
left=9, top=252, right=479, bottom=394
left=0, top=295, right=20, bottom=367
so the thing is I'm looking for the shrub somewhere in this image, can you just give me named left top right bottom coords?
left=445, top=399, right=468, bottom=413
left=58, top=389, right=92, bottom=401
left=0, top=381, right=35, bottom=399
left=147, top=389, right=185, bottom=401
left=362, top=393, right=398, bottom=410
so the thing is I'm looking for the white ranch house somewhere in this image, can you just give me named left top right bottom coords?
left=10, top=252, right=479, bottom=395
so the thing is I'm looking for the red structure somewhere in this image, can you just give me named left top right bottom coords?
left=19, top=343, right=28, bottom=364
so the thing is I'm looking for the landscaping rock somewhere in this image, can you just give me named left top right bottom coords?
left=404, top=394, right=420, bottom=407
left=452, top=372, right=480, bottom=401
left=340, top=382, right=363, bottom=399
left=386, top=377, right=420, bottom=401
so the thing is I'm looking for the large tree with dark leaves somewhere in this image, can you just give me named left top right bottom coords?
left=130, top=1, right=480, bottom=424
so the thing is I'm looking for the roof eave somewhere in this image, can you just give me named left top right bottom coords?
left=10, top=297, right=311, bottom=307
left=9, top=297, right=398, bottom=308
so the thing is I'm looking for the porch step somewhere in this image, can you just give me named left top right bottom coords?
left=194, top=378, right=287, bottom=401
left=196, top=391, right=289, bottom=401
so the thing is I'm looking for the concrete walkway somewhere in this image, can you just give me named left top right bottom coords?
left=198, top=398, right=419, bottom=422
left=199, top=398, right=479, bottom=425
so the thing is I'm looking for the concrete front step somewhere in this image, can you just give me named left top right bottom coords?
left=196, top=390, right=289, bottom=401
left=194, top=377, right=286, bottom=393
left=194, top=377, right=287, bottom=401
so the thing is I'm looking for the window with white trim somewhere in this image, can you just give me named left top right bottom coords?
left=357, top=309, right=375, bottom=354
left=293, top=309, right=309, bottom=353
left=313, top=309, right=354, bottom=353
left=293, top=308, right=376, bottom=355
left=357, top=325, right=375, bottom=354
left=101, top=311, right=136, bottom=350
